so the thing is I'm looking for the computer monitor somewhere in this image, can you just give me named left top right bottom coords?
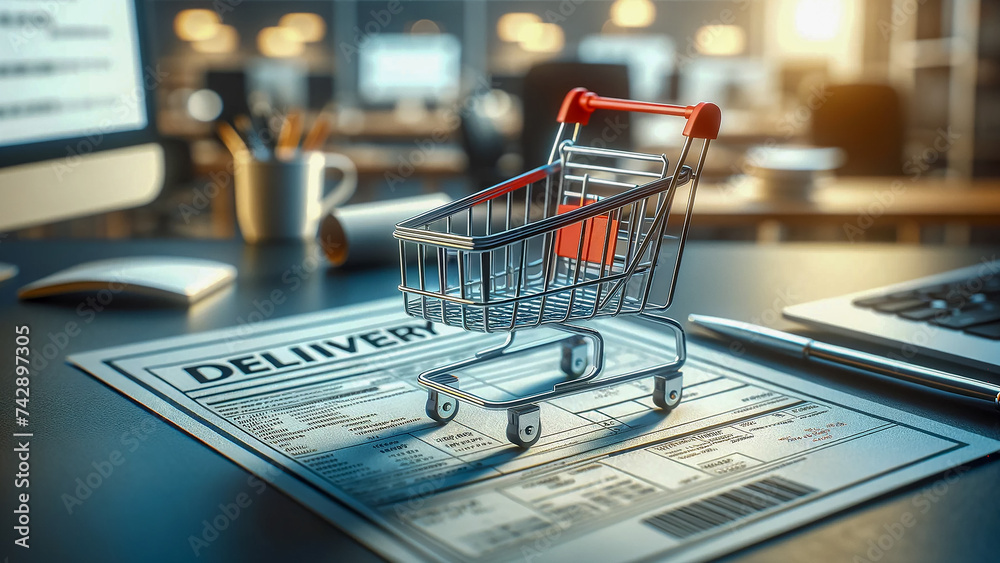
left=679, top=57, right=776, bottom=110
left=358, top=34, right=462, bottom=105
left=578, top=35, right=675, bottom=101
left=0, top=0, right=163, bottom=232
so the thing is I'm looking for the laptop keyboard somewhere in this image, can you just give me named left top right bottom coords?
left=852, top=276, right=1000, bottom=339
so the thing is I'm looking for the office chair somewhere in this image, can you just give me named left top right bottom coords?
left=205, top=70, right=249, bottom=123
left=810, top=83, right=905, bottom=176
left=460, top=101, right=508, bottom=188
left=521, top=62, right=631, bottom=169
left=308, top=73, right=334, bottom=110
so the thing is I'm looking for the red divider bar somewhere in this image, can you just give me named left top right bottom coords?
left=467, top=161, right=559, bottom=206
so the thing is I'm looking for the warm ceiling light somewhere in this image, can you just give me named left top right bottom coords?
left=610, top=0, right=656, bottom=28
left=694, top=25, right=747, bottom=56
left=278, top=13, right=326, bottom=43
left=518, top=22, right=564, bottom=53
left=794, top=0, right=843, bottom=41
left=192, top=24, right=238, bottom=54
left=409, top=19, right=441, bottom=34
left=497, top=12, right=541, bottom=42
left=174, top=9, right=220, bottom=41
left=257, top=26, right=304, bottom=58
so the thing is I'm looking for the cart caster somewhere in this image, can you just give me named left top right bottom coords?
left=560, top=336, right=589, bottom=378
left=506, top=404, right=541, bottom=448
left=652, top=372, right=683, bottom=410
left=425, top=374, right=459, bottom=423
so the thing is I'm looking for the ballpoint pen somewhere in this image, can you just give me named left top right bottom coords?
left=234, top=114, right=270, bottom=159
left=688, top=314, right=1000, bottom=411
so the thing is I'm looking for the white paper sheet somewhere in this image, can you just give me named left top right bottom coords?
left=70, top=298, right=1000, bottom=562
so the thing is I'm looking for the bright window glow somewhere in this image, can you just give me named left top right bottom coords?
left=694, top=25, right=747, bottom=56
left=497, top=13, right=541, bottom=42
left=257, top=26, right=304, bottom=58
left=174, top=9, right=220, bottom=41
left=772, top=0, right=858, bottom=72
left=278, top=13, right=326, bottom=43
left=518, top=22, right=564, bottom=53
left=794, top=0, right=842, bottom=41
left=610, top=0, right=656, bottom=28
left=192, top=24, right=238, bottom=54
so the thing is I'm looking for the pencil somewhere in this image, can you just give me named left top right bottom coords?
left=216, top=122, right=248, bottom=155
left=277, top=109, right=304, bottom=153
left=302, top=111, right=334, bottom=151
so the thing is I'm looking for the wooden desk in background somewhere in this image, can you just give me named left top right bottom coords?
left=693, top=177, right=1000, bottom=243
left=188, top=143, right=998, bottom=245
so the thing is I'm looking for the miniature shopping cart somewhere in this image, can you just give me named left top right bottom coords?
left=393, top=88, right=721, bottom=447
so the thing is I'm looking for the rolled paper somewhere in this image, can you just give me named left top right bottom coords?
left=318, top=193, right=452, bottom=268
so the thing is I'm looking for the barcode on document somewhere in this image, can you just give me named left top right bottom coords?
left=644, top=476, right=816, bottom=539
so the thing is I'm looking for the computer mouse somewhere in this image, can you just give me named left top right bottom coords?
left=0, top=262, right=17, bottom=283
left=17, top=256, right=236, bottom=305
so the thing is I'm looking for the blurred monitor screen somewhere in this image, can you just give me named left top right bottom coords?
left=578, top=35, right=675, bottom=101
left=0, top=0, right=147, bottom=147
left=679, top=58, right=775, bottom=109
left=358, top=34, right=461, bottom=104
left=0, top=0, right=162, bottom=232
left=247, top=58, right=308, bottom=109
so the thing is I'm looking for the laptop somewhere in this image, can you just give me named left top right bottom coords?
left=783, top=259, right=1000, bottom=374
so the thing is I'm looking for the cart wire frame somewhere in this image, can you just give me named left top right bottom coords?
left=394, top=88, right=720, bottom=447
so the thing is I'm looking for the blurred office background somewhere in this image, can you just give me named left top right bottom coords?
left=8, top=0, right=1000, bottom=244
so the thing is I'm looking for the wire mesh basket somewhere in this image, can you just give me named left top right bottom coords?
left=394, top=88, right=720, bottom=447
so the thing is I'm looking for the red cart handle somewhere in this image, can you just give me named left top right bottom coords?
left=556, top=87, right=721, bottom=140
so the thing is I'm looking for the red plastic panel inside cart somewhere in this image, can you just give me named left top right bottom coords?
left=554, top=203, right=618, bottom=265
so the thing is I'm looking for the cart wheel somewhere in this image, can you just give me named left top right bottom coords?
left=652, top=372, right=683, bottom=411
left=425, top=374, right=459, bottom=423
left=505, top=404, right=541, bottom=448
left=560, top=336, right=588, bottom=378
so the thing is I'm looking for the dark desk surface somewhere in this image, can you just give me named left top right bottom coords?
left=2, top=240, right=998, bottom=563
